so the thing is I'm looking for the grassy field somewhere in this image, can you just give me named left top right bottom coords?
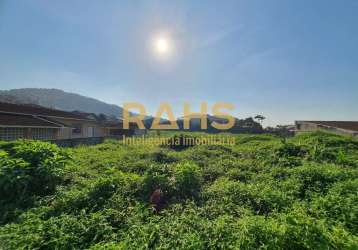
left=0, top=132, right=357, bottom=249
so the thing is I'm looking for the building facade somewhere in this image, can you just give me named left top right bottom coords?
left=295, top=121, right=358, bottom=137
left=0, top=102, right=133, bottom=141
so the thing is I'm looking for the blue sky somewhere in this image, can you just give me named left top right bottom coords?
left=0, top=0, right=357, bottom=126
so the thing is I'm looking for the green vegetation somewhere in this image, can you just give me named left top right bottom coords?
left=0, top=132, right=357, bottom=249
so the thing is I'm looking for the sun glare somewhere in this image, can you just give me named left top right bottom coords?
left=156, top=38, right=169, bottom=53
left=152, top=34, right=173, bottom=59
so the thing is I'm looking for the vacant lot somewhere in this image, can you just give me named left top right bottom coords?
left=0, top=132, right=357, bottom=249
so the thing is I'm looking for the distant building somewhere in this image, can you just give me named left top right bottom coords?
left=295, top=121, right=358, bottom=137
left=265, top=125, right=296, bottom=137
left=0, top=102, right=134, bottom=141
left=103, top=120, right=136, bottom=137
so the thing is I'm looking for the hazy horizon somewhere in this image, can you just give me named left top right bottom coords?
left=1, top=1, right=357, bottom=126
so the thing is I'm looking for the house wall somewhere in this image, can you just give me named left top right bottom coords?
left=295, top=121, right=358, bottom=137
left=0, top=127, right=58, bottom=141
left=50, top=117, right=105, bottom=139
left=295, top=122, right=319, bottom=132
left=0, top=117, right=135, bottom=142
left=0, top=127, right=26, bottom=141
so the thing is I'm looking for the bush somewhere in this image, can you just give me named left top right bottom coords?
left=276, top=143, right=307, bottom=158
left=47, top=171, right=141, bottom=215
left=173, top=162, right=202, bottom=200
left=310, top=179, right=358, bottom=233
left=0, top=141, right=71, bottom=201
left=292, top=163, right=353, bottom=198
left=204, top=178, right=292, bottom=214
left=141, top=162, right=202, bottom=202
left=0, top=211, right=116, bottom=249
left=148, top=149, right=178, bottom=163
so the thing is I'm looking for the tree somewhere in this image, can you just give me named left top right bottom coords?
left=94, top=113, right=107, bottom=123
left=254, top=115, right=266, bottom=125
left=98, top=113, right=107, bottom=122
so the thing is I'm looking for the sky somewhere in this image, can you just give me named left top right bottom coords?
left=0, top=0, right=357, bottom=126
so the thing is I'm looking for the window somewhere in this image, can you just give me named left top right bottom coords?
left=72, top=124, right=82, bottom=134
left=87, top=127, right=94, bottom=137
left=31, top=128, right=56, bottom=140
left=58, top=127, right=75, bottom=139
left=0, top=128, right=25, bottom=141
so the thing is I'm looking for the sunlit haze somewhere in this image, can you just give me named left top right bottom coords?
left=0, top=0, right=357, bottom=126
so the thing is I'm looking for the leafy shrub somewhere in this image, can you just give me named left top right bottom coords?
left=204, top=178, right=292, bottom=214
left=148, top=149, right=178, bottom=163
left=142, top=164, right=175, bottom=198
left=0, top=141, right=71, bottom=224
left=141, top=162, right=202, bottom=202
left=310, top=179, right=358, bottom=233
left=47, top=171, right=141, bottom=215
left=0, top=211, right=116, bottom=249
left=173, top=162, right=202, bottom=200
left=309, top=144, right=341, bottom=162
left=276, top=143, right=307, bottom=158
left=0, top=140, right=71, bottom=201
left=266, top=143, right=307, bottom=168
left=292, top=163, right=353, bottom=198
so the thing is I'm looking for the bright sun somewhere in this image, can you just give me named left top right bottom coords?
left=156, top=38, right=169, bottom=53
left=152, top=35, right=172, bottom=58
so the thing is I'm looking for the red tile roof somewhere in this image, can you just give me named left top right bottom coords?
left=0, top=102, right=92, bottom=120
left=0, top=113, right=62, bottom=127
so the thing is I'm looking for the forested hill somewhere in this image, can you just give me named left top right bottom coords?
left=0, top=88, right=123, bottom=118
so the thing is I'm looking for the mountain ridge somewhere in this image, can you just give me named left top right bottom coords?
left=0, top=88, right=124, bottom=118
